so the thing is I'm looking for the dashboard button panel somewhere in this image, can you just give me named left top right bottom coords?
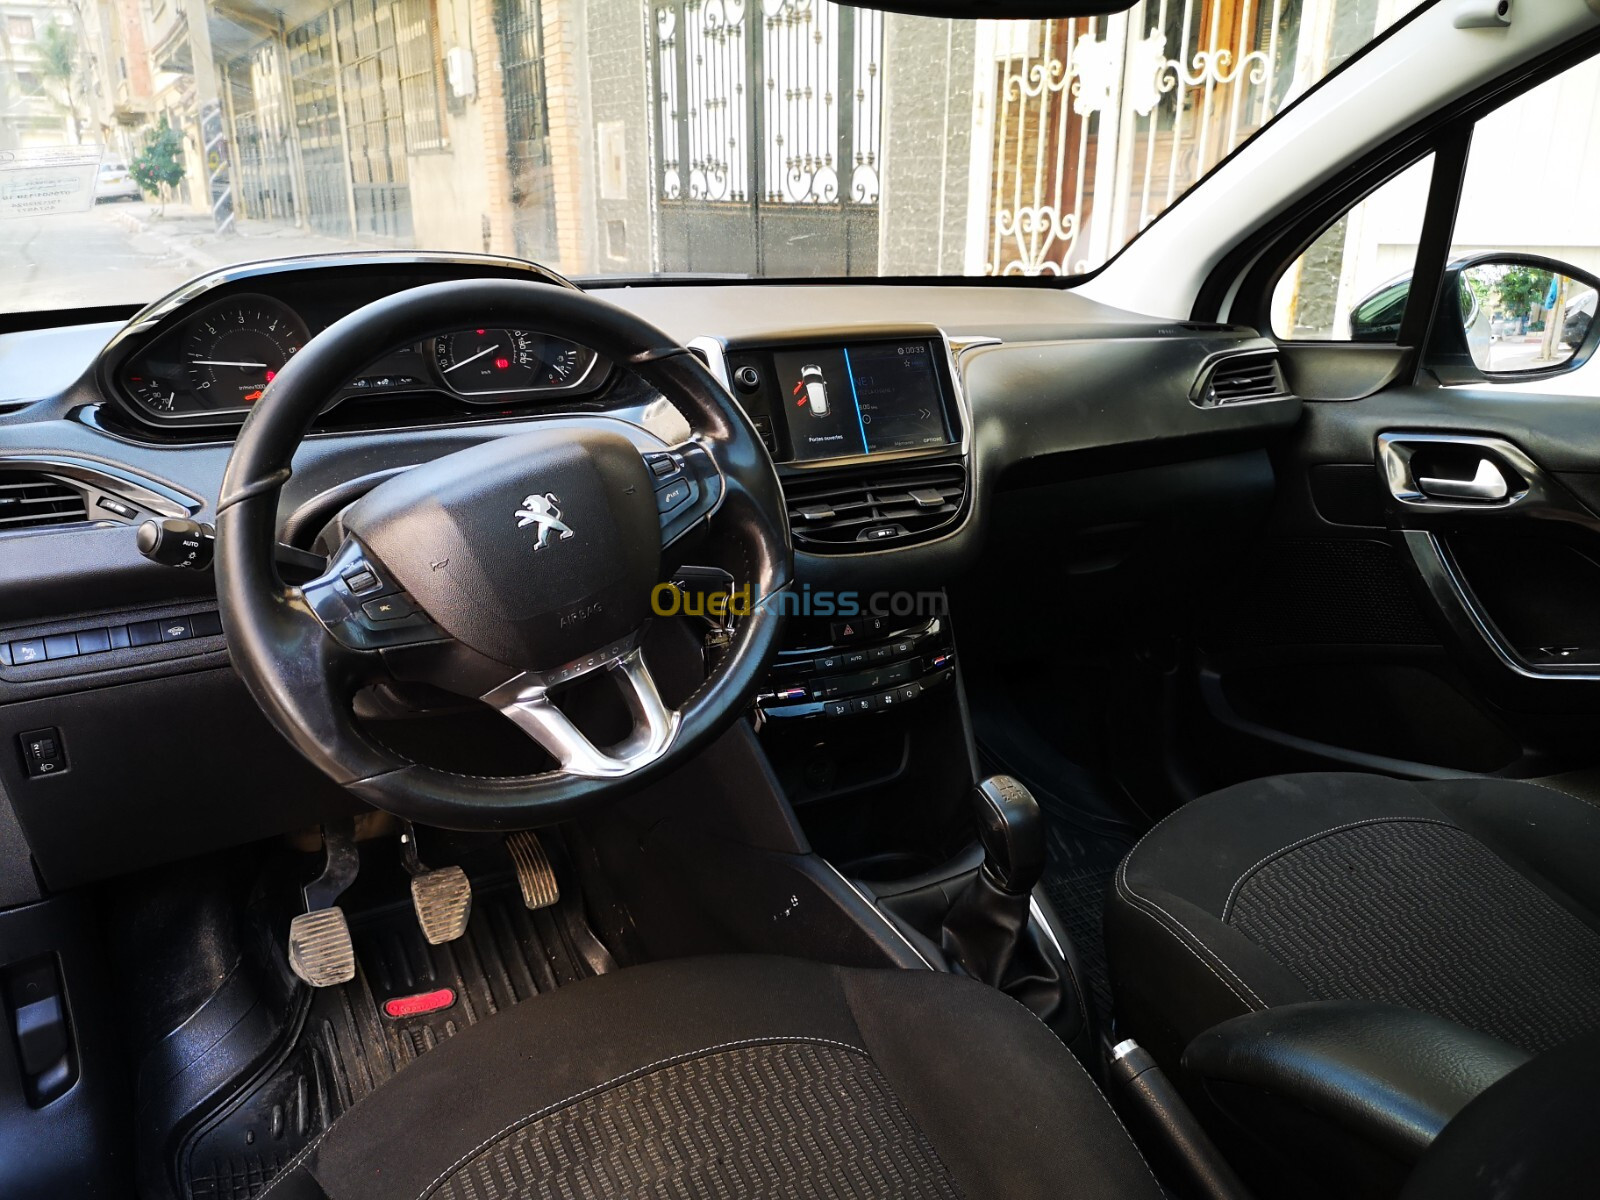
left=757, top=618, right=955, bottom=720
left=3, top=612, right=223, bottom=671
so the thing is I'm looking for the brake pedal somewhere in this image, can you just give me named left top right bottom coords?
left=506, top=830, right=559, bottom=910
left=289, top=818, right=358, bottom=988
left=401, top=824, right=472, bottom=944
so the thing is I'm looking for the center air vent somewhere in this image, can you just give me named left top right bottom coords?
left=784, top=460, right=967, bottom=552
left=0, top=472, right=88, bottom=531
left=1192, top=350, right=1288, bottom=407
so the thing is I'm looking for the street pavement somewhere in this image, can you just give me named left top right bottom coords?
left=3, top=202, right=361, bottom=316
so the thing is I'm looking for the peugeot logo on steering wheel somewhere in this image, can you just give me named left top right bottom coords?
left=515, top=492, right=576, bottom=549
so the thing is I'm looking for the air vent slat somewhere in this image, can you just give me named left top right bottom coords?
left=1193, top=350, right=1289, bottom=408
left=0, top=472, right=90, bottom=531
left=783, top=460, right=967, bottom=552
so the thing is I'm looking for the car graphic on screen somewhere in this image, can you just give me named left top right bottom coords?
left=794, top=364, right=830, bottom=417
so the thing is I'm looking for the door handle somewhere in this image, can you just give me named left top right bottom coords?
left=1416, top=458, right=1510, bottom=503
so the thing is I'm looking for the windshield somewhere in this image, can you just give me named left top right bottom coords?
left=2, top=0, right=1426, bottom=315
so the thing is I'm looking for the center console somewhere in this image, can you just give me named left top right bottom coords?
left=757, top=615, right=955, bottom=720
left=684, top=328, right=1092, bottom=1055
left=693, top=326, right=970, bottom=553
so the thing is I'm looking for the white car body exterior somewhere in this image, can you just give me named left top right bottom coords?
left=95, top=163, right=141, bottom=202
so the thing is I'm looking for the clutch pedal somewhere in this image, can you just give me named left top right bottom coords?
left=289, top=818, right=358, bottom=988
left=401, top=823, right=473, bottom=944
left=506, top=830, right=560, bottom=910
left=288, top=908, right=356, bottom=988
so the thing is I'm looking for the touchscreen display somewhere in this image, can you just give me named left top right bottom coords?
left=772, top=340, right=952, bottom=462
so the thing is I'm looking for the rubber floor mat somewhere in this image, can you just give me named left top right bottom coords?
left=182, top=875, right=613, bottom=1200
left=1040, top=815, right=1134, bottom=1023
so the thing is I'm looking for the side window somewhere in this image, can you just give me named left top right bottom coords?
left=1270, top=155, right=1435, bottom=341
left=1448, top=55, right=1600, bottom=390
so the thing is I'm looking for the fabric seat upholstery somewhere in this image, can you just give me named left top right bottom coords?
left=260, top=955, right=1161, bottom=1200
left=1106, top=771, right=1600, bottom=1067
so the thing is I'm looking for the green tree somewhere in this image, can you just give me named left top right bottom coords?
left=1496, top=266, right=1552, bottom=322
left=36, top=22, right=81, bottom=142
left=130, top=119, right=187, bottom=214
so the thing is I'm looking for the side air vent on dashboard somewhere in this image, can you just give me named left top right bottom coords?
left=0, top=472, right=89, bottom=531
left=1191, top=350, right=1288, bottom=407
left=784, top=460, right=967, bottom=552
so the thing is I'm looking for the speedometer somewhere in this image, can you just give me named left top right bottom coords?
left=433, top=329, right=595, bottom=395
left=434, top=328, right=542, bottom=393
left=181, top=298, right=308, bottom=411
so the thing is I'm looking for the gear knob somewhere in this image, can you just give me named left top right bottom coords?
left=972, top=775, right=1045, bottom=895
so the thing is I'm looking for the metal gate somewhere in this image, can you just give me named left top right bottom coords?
left=652, top=0, right=883, bottom=276
left=333, top=0, right=413, bottom=240
left=495, top=0, right=558, bottom=263
left=979, top=0, right=1317, bottom=275
left=286, top=16, right=355, bottom=238
left=226, top=46, right=297, bottom=224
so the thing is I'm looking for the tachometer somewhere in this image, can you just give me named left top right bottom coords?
left=182, top=299, right=308, bottom=410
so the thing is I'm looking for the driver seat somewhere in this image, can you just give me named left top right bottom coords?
left=256, top=955, right=1161, bottom=1200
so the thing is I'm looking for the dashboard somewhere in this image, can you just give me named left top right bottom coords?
left=0, top=251, right=1301, bottom=893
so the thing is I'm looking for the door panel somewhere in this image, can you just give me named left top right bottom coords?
left=1190, top=380, right=1600, bottom=787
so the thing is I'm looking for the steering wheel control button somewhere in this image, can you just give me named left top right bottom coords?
left=342, top=567, right=381, bottom=594
left=656, top=479, right=693, bottom=513
left=19, top=728, right=66, bottom=778
left=648, top=455, right=681, bottom=479
left=362, top=595, right=418, bottom=623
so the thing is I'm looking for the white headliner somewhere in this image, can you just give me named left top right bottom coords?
left=1078, top=0, right=1600, bottom=319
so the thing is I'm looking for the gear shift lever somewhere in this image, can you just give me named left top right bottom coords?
left=972, top=775, right=1045, bottom=896
left=941, top=775, right=1046, bottom=986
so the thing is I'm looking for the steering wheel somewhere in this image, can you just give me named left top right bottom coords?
left=215, top=280, right=792, bottom=829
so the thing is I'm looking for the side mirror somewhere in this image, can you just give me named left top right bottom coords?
left=1425, top=253, right=1600, bottom=385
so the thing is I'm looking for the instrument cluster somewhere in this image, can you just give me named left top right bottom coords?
left=115, top=292, right=603, bottom=422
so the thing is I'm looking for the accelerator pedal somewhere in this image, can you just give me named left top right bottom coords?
left=401, top=823, right=473, bottom=945
left=289, top=818, right=359, bottom=988
left=506, top=830, right=560, bottom=910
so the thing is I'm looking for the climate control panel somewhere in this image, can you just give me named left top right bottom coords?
left=756, top=617, right=955, bottom=719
